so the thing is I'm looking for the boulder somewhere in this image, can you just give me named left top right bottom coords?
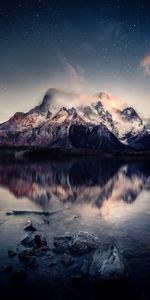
left=54, top=236, right=72, bottom=253
left=69, top=231, right=99, bottom=254
left=21, top=234, right=47, bottom=248
left=33, top=234, right=47, bottom=248
left=89, top=243, right=127, bottom=281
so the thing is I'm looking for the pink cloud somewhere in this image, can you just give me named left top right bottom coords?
left=141, top=51, right=150, bottom=76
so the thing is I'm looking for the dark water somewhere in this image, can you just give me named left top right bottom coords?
left=0, top=158, right=150, bottom=299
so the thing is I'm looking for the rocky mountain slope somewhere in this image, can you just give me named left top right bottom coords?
left=0, top=88, right=149, bottom=151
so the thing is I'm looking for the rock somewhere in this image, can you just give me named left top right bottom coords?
left=18, top=246, right=48, bottom=262
left=28, top=257, right=39, bottom=268
left=38, top=245, right=49, bottom=252
left=46, top=250, right=54, bottom=258
left=21, top=234, right=35, bottom=246
left=72, top=214, right=80, bottom=220
left=81, top=259, right=89, bottom=275
left=61, top=253, right=75, bottom=266
left=42, top=216, right=50, bottom=224
left=89, top=243, right=127, bottom=281
left=18, top=249, right=35, bottom=261
left=24, top=219, right=37, bottom=232
left=6, top=211, right=14, bottom=216
left=21, top=234, right=47, bottom=248
left=3, top=264, right=12, bottom=273
left=18, top=250, right=39, bottom=268
left=34, top=234, right=47, bottom=248
left=54, top=236, right=72, bottom=253
left=53, top=231, right=99, bottom=254
left=48, top=262, right=57, bottom=267
left=8, top=250, right=17, bottom=258
left=69, top=231, right=99, bottom=254
left=11, top=269, right=27, bottom=284
left=69, top=263, right=79, bottom=271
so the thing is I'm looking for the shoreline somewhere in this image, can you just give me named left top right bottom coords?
left=0, top=146, right=150, bottom=162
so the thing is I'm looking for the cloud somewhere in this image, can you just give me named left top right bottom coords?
left=140, top=51, right=150, bottom=76
left=58, top=54, right=86, bottom=92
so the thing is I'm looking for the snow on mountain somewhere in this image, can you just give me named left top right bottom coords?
left=97, top=92, right=144, bottom=140
left=77, top=92, right=144, bottom=141
left=127, top=124, right=150, bottom=150
left=0, top=88, right=149, bottom=150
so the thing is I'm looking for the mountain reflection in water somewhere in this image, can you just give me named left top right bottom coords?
left=0, top=159, right=149, bottom=214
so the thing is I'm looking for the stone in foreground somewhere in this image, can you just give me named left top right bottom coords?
left=21, top=234, right=47, bottom=248
left=53, top=236, right=72, bottom=253
left=8, top=250, right=17, bottom=258
left=69, top=231, right=99, bottom=254
left=89, top=243, right=127, bottom=281
left=24, top=219, right=37, bottom=232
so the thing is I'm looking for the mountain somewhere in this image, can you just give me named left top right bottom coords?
left=69, top=123, right=124, bottom=151
left=127, top=124, right=150, bottom=150
left=0, top=88, right=149, bottom=151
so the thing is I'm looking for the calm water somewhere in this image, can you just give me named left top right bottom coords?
left=0, top=158, right=150, bottom=299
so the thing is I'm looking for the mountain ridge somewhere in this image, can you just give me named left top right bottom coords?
left=0, top=88, right=149, bottom=152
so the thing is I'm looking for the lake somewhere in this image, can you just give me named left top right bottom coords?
left=0, top=158, right=150, bottom=300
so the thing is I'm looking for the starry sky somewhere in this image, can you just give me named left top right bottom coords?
left=0, top=0, right=150, bottom=122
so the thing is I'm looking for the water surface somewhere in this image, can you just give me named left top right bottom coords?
left=0, top=158, right=150, bottom=299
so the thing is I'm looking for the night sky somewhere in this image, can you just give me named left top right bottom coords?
left=0, top=0, right=150, bottom=121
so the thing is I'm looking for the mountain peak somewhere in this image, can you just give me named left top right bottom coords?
left=39, top=88, right=61, bottom=112
left=0, top=88, right=148, bottom=150
left=121, top=107, right=142, bottom=122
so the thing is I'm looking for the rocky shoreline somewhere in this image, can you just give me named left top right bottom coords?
left=3, top=219, right=128, bottom=283
left=1, top=194, right=150, bottom=300
left=0, top=215, right=133, bottom=300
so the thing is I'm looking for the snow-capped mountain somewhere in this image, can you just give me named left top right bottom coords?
left=0, top=88, right=149, bottom=151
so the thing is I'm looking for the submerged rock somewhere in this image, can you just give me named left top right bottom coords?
left=21, top=234, right=35, bottom=247
left=89, top=243, right=127, bottom=281
left=69, top=231, right=99, bottom=254
left=28, top=256, right=39, bottom=268
left=8, top=250, right=17, bottom=258
left=54, top=236, right=72, bottom=253
left=33, top=234, right=47, bottom=248
left=61, top=253, right=75, bottom=266
left=54, top=231, right=99, bottom=254
left=48, top=261, right=57, bottom=267
left=19, top=250, right=39, bottom=268
left=18, top=249, right=35, bottom=261
left=21, top=234, right=47, bottom=248
left=24, top=219, right=37, bottom=232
